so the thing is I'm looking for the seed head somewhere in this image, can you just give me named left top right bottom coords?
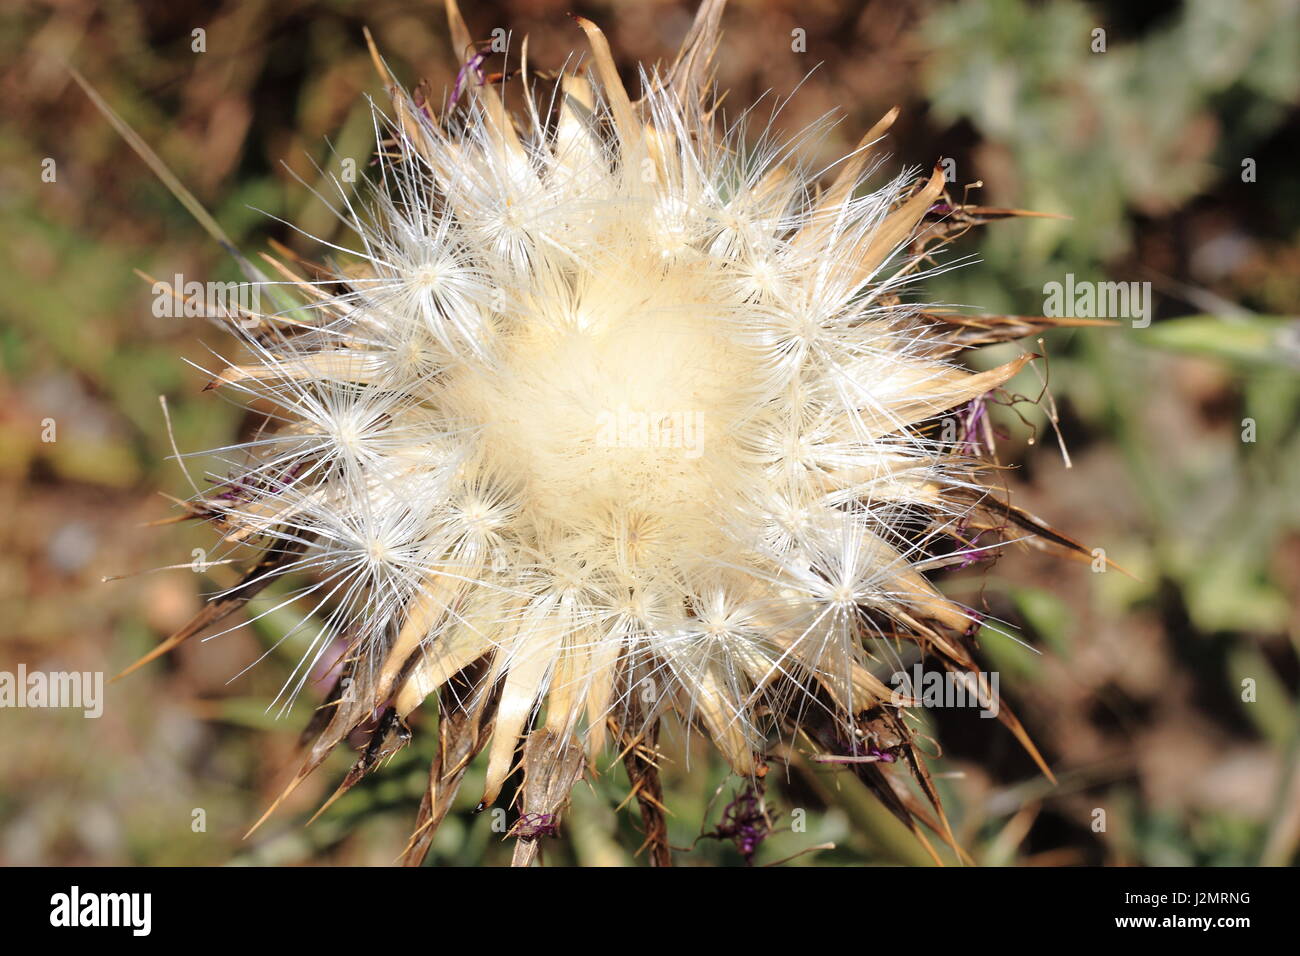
left=146, top=0, right=1079, bottom=864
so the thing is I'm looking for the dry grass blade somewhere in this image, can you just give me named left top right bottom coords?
left=68, top=68, right=271, bottom=292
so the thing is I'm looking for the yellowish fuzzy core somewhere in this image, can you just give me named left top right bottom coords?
left=449, top=256, right=762, bottom=574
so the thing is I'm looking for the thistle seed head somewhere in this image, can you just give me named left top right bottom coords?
left=147, top=0, right=1077, bottom=864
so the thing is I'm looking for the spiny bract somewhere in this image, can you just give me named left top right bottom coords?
left=153, top=0, right=1078, bottom=865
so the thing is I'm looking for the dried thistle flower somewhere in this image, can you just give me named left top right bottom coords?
left=114, top=0, right=1106, bottom=865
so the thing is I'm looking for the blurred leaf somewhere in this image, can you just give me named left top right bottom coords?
left=1135, top=314, right=1300, bottom=368
left=1228, top=645, right=1295, bottom=747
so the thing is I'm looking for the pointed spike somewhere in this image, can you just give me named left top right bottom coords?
left=572, top=16, right=643, bottom=160
left=243, top=767, right=313, bottom=840
left=995, top=698, right=1058, bottom=784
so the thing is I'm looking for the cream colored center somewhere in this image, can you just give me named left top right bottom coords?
left=452, top=294, right=760, bottom=561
